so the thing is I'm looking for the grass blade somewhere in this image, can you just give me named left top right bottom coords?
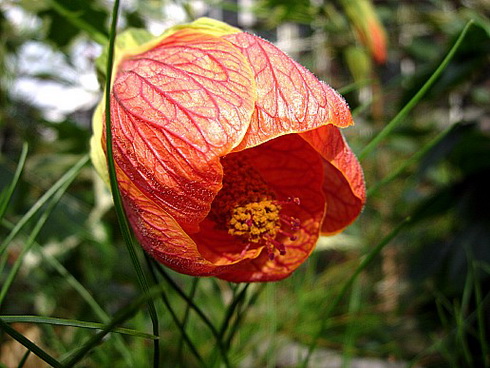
left=0, top=155, right=89, bottom=262
left=37, top=244, right=135, bottom=364
left=218, top=283, right=250, bottom=341
left=359, top=20, right=474, bottom=160
left=471, top=259, right=490, bottom=367
left=224, top=285, right=265, bottom=350
left=0, top=316, right=158, bottom=339
left=300, top=217, right=412, bottom=368
left=0, top=155, right=89, bottom=306
left=59, top=283, right=176, bottom=368
left=0, top=143, right=28, bottom=223
left=0, top=318, right=63, bottom=368
left=366, top=124, right=454, bottom=197
left=152, top=261, right=231, bottom=367
left=102, top=1, right=160, bottom=366
left=176, top=277, right=200, bottom=365
left=146, top=257, right=208, bottom=368
left=17, top=350, right=31, bottom=368
left=46, top=0, right=108, bottom=45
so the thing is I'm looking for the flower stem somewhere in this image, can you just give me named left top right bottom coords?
left=103, top=0, right=160, bottom=366
left=300, top=217, right=412, bottom=368
left=359, top=20, right=474, bottom=161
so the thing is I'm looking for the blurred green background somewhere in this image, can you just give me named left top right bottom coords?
left=1, top=0, right=489, bottom=367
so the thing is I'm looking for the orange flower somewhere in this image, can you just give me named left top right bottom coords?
left=91, top=18, right=365, bottom=282
left=341, top=0, right=388, bottom=64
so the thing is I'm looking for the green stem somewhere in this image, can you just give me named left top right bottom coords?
left=176, top=278, right=200, bottom=366
left=367, top=124, right=453, bottom=197
left=0, top=155, right=88, bottom=307
left=60, top=285, right=164, bottom=367
left=0, top=142, right=28, bottom=223
left=300, top=217, right=412, bottom=368
left=0, top=315, right=157, bottom=339
left=0, top=155, right=89, bottom=264
left=224, top=285, right=265, bottom=349
left=0, top=318, right=63, bottom=368
left=218, top=283, right=250, bottom=341
left=146, top=257, right=207, bottom=368
left=46, top=0, right=108, bottom=45
left=359, top=20, right=474, bottom=161
left=103, top=0, right=160, bottom=366
left=152, top=262, right=232, bottom=368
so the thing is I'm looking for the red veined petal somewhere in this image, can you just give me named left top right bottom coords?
left=300, top=125, right=365, bottom=234
left=115, top=165, right=228, bottom=276
left=223, top=32, right=353, bottom=151
left=215, top=134, right=326, bottom=282
left=109, top=29, right=256, bottom=234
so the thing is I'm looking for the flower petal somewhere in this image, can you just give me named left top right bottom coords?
left=216, top=134, right=326, bottom=282
left=223, top=32, right=353, bottom=151
left=300, top=125, right=365, bottom=234
left=117, top=166, right=230, bottom=276
left=109, top=29, right=256, bottom=233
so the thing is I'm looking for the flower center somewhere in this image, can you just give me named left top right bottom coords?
left=209, top=155, right=299, bottom=260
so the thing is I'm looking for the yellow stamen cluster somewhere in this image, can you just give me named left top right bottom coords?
left=228, top=200, right=280, bottom=242
left=210, top=156, right=282, bottom=244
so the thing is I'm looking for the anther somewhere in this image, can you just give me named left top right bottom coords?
left=280, top=215, right=301, bottom=231
left=264, top=235, right=286, bottom=259
left=278, top=228, right=297, bottom=241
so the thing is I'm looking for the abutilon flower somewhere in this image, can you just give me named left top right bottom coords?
left=91, top=18, right=366, bottom=282
left=341, top=0, right=388, bottom=64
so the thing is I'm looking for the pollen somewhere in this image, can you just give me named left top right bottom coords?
left=209, top=155, right=300, bottom=260
left=228, top=200, right=281, bottom=242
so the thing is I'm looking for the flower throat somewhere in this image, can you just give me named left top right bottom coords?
left=209, top=156, right=300, bottom=260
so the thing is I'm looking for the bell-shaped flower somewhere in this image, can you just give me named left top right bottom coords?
left=341, top=0, right=387, bottom=64
left=91, top=18, right=366, bottom=282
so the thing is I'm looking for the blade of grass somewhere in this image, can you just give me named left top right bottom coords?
left=457, top=261, right=474, bottom=366
left=46, top=0, right=108, bottom=45
left=176, top=277, right=200, bottom=366
left=224, top=284, right=265, bottom=350
left=359, top=20, right=474, bottom=161
left=0, top=142, right=28, bottom=223
left=0, top=155, right=89, bottom=269
left=145, top=256, right=208, bottom=368
left=0, top=316, right=158, bottom=339
left=300, top=217, right=412, bottom=368
left=59, top=285, right=165, bottom=367
left=103, top=0, right=160, bottom=366
left=0, top=155, right=89, bottom=307
left=341, top=278, right=362, bottom=368
left=407, top=287, right=490, bottom=368
left=38, top=244, right=135, bottom=365
left=0, top=217, right=135, bottom=365
left=152, top=261, right=231, bottom=368
left=367, top=124, right=454, bottom=197
left=470, top=258, right=490, bottom=367
left=0, top=318, right=63, bottom=368
left=218, top=283, right=250, bottom=341
left=265, top=283, right=278, bottom=368
left=17, top=350, right=31, bottom=368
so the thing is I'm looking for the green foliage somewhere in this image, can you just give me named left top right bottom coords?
left=1, top=0, right=490, bottom=367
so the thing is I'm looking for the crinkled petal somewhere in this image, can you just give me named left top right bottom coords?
left=215, top=134, right=326, bottom=282
left=117, top=167, right=235, bottom=275
left=223, top=32, right=353, bottom=151
left=300, top=125, right=365, bottom=234
left=109, top=29, right=256, bottom=233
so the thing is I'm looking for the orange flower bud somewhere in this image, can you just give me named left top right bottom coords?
left=91, top=18, right=365, bottom=282
left=341, top=0, right=388, bottom=64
